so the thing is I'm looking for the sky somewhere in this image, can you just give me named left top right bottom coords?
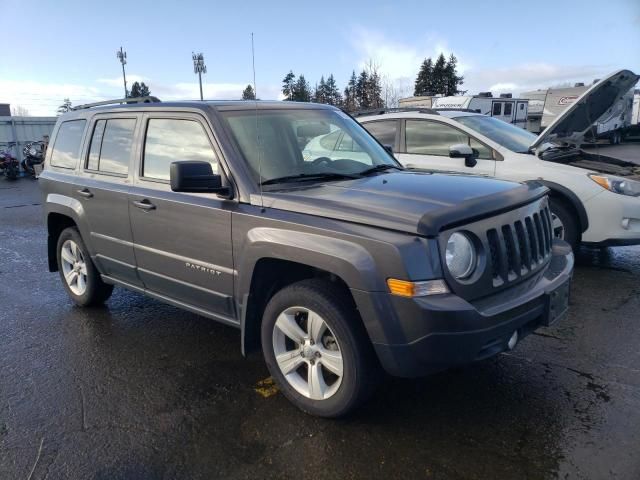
left=1, top=0, right=639, bottom=116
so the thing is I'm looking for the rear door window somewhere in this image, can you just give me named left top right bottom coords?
left=86, top=118, right=136, bottom=175
left=492, top=103, right=503, bottom=115
left=50, top=120, right=86, bottom=169
left=363, top=120, right=398, bottom=147
left=405, top=120, right=468, bottom=156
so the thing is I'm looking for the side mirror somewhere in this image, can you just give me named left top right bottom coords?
left=170, top=161, right=231, bottom=197
left=449, top=144, right=478, bottom=168
left=383, top=144, right=394, bottom=156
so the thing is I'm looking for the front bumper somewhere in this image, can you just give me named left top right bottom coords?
left=582, top=189, right=640, bottom=245
left=352, top=240, right=574, bottom=378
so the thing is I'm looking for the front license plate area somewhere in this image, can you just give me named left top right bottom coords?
left=544, top=279, right=570, bottom=326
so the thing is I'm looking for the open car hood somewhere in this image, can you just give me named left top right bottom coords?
left=530, top=69, right=638, bottom=150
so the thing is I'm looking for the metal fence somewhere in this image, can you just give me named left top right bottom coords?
left=0, top=116, right=57, bottom=163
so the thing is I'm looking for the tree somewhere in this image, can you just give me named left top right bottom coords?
left=343, top=71, right=358, bottom=112
left=314, top=76, right=327, bottom=104
left=282, top=71, right=296, bottom=100
left=292, top=74, right=311, bottom=102
left=10, top=105, right=30, bottom=116
left=355, top=70, right=369, bottom=109
left=57, top=98, right=72, bottom=115
left=325, top=74, right=342, bottom=107
left=130, top=81, right=151, bottom=98
left=365, top=61, right=384, bottom=109
left=414, top=57, right=434, bottom=96
left=431, top=53, right=448, bottom=95
left=242, top=84, right=256, bottom=100
left=444, top=53, right=464, bottom=96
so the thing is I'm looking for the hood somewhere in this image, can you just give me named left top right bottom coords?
left=259, top=171, right=548, bottom=236
left=530, top=69, right=639, bottom=150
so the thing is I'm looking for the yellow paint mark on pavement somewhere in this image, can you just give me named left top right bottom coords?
left=255, top=376, right=279, bottom=398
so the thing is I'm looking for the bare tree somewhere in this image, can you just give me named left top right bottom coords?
left=382, top=75, right=412, bottom=108
left=10, top=105, right=30, bottom=116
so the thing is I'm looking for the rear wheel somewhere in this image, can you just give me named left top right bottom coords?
left=261, top=279, right=378, bottom=418
left=549, top=198, right=578, bottom=249
left=56, top=227, right=113, bottom=306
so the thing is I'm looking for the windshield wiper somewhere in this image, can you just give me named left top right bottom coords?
left=260, top=172, right=359, bottom=186
left=358, top=164, right=403, bottom=176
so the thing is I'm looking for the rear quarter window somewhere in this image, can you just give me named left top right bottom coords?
left=50, top=120, right=87, bottom=169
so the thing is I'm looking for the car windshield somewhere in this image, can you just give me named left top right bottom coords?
left=454, top=115, right=539, bottom=153
left=221, top=108, right=399, bottom=185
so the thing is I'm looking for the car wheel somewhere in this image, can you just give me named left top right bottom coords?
left=549, top=199, right=578, bottom=249
left=56, top=227, right=113, bottom=306
left=261, top=279, right=378, bottom=418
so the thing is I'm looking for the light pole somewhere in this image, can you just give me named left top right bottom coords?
left=116, top=46, right=128, bottom=98
left=192, top=52, right=207, bottom=101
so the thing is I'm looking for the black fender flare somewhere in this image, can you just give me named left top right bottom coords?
left=536, top=180, right=589, bottom=233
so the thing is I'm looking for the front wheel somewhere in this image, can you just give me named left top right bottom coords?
left=261, top=279, right=378, bottom=418
left=549, top=199, right=579, bottom=249
left=56, top=227, right=113, bottom=306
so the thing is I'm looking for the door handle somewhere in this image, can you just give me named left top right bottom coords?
left=133, top=199, right=156, bottom=211
left=77, top=188, right=93, bottom=198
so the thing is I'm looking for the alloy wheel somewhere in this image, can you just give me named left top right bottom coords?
left=551, top=212, right=565, bottom=240
left=272, top=306, right=344, bottom=400
left=60, top=239, right=88, bottom=295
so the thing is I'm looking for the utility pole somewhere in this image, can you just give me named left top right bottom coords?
left=192, top=52, right=207, bottom=101
left=116, top=46, right=128, bottom=98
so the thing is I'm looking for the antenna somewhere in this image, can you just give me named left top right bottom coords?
left=252, top=32, right=264, bottom=211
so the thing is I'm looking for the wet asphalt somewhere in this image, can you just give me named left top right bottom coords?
left=1, top=172, right=640, bottom=480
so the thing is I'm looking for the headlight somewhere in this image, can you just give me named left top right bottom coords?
left=445, top=232, right=476, bottom=279
left=589, top=174, right=640, bottom=197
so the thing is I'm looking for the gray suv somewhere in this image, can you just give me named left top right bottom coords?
left=39, top=98, right=574, bottom=417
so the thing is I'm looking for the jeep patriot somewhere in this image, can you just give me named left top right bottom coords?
left=39, top=98, right=574, bottom=417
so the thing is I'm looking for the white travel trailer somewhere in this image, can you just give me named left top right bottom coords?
left=522, top=82, right=636, bottom=143
left=431, top=93, right=529, bottom=128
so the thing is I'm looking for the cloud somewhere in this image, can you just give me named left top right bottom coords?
left=348, top=27, right=614, bottom=97
left=349, top=26, right=457, bottom=81
left=1, top=76, right=282, bottom=116
left=464, top=63, right=611, bottom=95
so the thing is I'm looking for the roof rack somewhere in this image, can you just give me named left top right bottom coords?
left=71, top=96, right=161, bottom=110
left=351, top=107, right=440, bottom=117
left=432, top=108, right=483, bottom=113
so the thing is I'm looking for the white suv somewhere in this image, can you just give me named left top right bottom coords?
left=356, top=70, right=640, bottom=248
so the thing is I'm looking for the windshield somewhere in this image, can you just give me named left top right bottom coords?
left=221, top=108, right=399, bottom=185
left=454, top=115, right=539, bottom=153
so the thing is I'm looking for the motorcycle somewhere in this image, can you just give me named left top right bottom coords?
left=22, top=141, right=45, bottom=178
left=0, top=143, right=20, bottom=180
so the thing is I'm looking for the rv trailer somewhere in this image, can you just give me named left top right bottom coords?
left=430, top=93, right=529, bottom=128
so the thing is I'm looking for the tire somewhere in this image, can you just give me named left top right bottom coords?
left=261, top=279, right=379, bottom=418
left=549, top=198, right=579, bottom=249
left=56, top=227, right=113, bottom=306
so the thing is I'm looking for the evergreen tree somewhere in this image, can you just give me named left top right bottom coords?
left=325, top=74, right=342, bottom=106
left=414, top=58, right=434, bottom=96
left=315, top=76, right=327, bottom=104
left=292, top=74, right=311, bottom=102
left=366, top=65, right=384, bottom=109
left=356, top=70, right=369, bottom=109
left=130, top=81, right=151, bottom=97
left=444, top=53, right=464, bottom=96
left=282, top=71, right=296, bottom=100
left=241, top=84, right=256, bottom=100
left=343, top=71, right=358, bottom=112
left=431, top=53, right=448, bottom=95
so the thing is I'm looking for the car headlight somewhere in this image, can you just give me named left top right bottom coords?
left=445, top=232, right=477, bottom=279
left=589, top=174, right=640, bottom=197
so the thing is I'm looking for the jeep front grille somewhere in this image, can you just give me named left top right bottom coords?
left=486, top=205, right=553, bottom=286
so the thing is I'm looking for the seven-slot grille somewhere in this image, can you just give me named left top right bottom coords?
left=486, top=204, right=553, bottom=286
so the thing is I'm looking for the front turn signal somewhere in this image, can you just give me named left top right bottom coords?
left=387, top=278, right=449, bottom=297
